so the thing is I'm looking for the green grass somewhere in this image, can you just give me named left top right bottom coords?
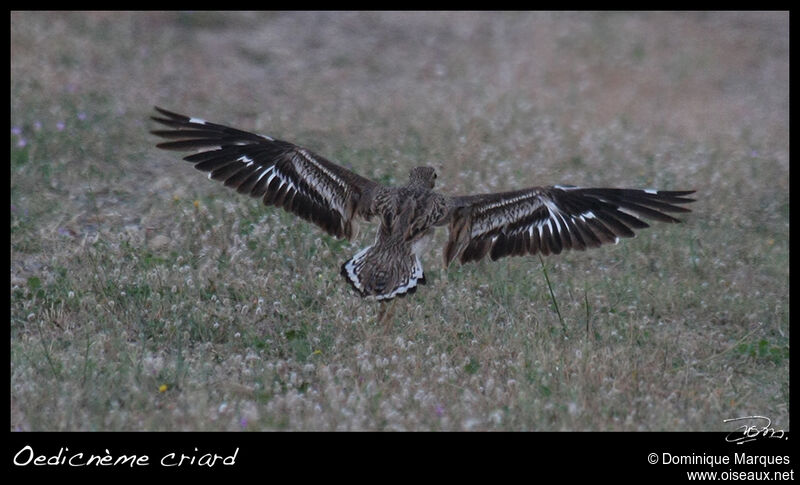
left=11, top=11, right=788, bottom=431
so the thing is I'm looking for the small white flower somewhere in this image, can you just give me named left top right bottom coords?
left=568, top=402, right=579, bottom=416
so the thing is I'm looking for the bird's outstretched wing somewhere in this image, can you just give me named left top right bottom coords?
left=151, top=106, right=380, bottom=240
left=444, top=185, right=695, bottom=265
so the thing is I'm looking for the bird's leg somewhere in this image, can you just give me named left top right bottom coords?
left=378, top=299, right=398, bottom=332
left=377, top=301, right=388, bottom=325
left=383, top=298, right=398, bottom=333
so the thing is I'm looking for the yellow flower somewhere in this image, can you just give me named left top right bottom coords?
left=193, top=200, right=200, bottom=209
left=312, top=349, right=322, bottom=356
left=159, top=384, right=168, bottom=393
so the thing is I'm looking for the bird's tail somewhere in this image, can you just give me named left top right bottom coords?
left=341, top=242, right=425, bottom=300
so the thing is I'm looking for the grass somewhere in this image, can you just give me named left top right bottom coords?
left=10, top=11, right=788, bottom=431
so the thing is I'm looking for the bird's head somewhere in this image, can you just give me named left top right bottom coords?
left=409, top=166, right=437, bottom=189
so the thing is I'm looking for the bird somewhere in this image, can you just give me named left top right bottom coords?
left=151, top=106, right=695, bottom=302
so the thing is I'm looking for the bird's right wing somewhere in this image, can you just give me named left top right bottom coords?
left=151, top=106, right=380, bottom=240
left=444, top=185, right=695, bottom=265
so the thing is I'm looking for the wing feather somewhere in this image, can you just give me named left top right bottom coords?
left=445, top=186, right=695, bottom=265
left=151, top=107, right=380, bottom=240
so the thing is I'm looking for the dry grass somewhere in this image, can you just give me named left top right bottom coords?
left=10, top=11, right=788, bottom=431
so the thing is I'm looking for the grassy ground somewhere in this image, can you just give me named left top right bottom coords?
left=10, top=11, right=788, bottom=431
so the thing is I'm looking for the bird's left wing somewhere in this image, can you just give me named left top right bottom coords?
left=443, top=185, right=695, bottom=265
left=151, top=106, right=380, bottom=240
